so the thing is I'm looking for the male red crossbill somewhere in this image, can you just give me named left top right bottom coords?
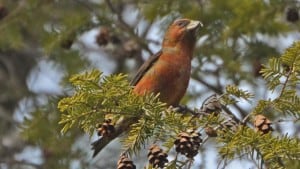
left=92, top=18, right=202, bottom=157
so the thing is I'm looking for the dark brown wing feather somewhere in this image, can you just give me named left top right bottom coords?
left=130, top=50, right=162, bottom=86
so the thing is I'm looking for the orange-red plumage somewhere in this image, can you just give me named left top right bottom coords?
left=132, top=19, right=201, bottom=105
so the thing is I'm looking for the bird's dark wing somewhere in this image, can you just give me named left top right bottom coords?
left=130, top=50, right=162, bottom=86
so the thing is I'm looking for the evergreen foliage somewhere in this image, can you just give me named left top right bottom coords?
left=21, top=99, right=89, bottom=169
left=218, top=127, right=300, bottom=169
left=259, top=42, right=300, bottom=117
left=58, top=41, right=300, bottom=168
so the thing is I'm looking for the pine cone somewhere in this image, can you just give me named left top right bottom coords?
left=174, top=130, right=202, bottom=158
left=254, top=114, right=273, bottom=134
left=252, top=60, right=263, bottom=77
left=147, top=145, right=168, bottom=168
left=205, top=127, right=217, bottom=137
left=60, top=38, right=74, bottom=49
left=286, top=7, right=299, bottom=23
left=0, top=4, right=8, bottom=20
left=97, top=119, right=115, bottom=137
left=96, top=27, right=110, bottom=46
left=200, top=94, right=222, bottom=115
left=117, top=154, right=136, bottom=169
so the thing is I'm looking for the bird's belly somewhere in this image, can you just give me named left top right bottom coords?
left=133, top=62, right=191, bottom=106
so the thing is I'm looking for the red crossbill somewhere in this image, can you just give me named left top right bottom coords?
left=132, top=19, right=201, bottom=105
left=92, top=18, right=202, bottom=157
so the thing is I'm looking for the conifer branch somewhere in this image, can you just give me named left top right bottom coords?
left=58, top=41, right=300, bottom=168
left=278, top=66, right=292, bottom=98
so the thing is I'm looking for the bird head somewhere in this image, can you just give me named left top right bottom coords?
left=163, top=19, right=202, bottom=48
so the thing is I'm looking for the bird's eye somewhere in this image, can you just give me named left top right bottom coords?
left=176, top=20, right=188, bottom=27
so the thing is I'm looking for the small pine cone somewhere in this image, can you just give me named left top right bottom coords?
left=96, top=27, right=110, bottom=46
left=252, top=60, right=263, bottom=77
left=117, top=154, right=136, bottom=169
left=205, top=127, right=217, bottom=137
left=174, top=130, right=202, bottom=158
left=0, top=4, right=8, bottom=20
left=286, top=7, right=299, bottom=23
left=60, top=38, right=74, bottom=49
left=254, top=114, right=273, bottom=134
left=147, top=145, right=168, bottom=168
left=201, top=94, right=222, bottom=115
left=97, top=119, right=115, bottom=137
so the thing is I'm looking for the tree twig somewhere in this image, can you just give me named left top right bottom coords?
left=0, top=159, right=43, bottom=169
left=104, top=0, right=154, bottom=55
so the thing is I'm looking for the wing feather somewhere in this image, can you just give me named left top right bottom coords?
left=130, top=50, right=162, bottom=86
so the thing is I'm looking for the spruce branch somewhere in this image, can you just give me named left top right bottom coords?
left=192, top=74, right=249, bottom=120
left=57, top=69, right=253, bottom=167
left=259, top=41, right=300, bottom=117
left=58, top=69, right=140, bottom=135
left=57, top=41, right=300, bottom=168
left=218, top=127, right=300, bottom=168
left=278, top=66, right=292, bottom=98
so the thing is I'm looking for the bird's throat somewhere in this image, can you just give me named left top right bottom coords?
left=162, top=44, right=194, bottom=61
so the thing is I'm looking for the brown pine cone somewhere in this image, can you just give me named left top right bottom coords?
left=286, top=7, right=299, bottom=23
left=0, top=4, right=8, bottom=20
left=174, top=130, right=202, bottom=158
left=60, top=38, right=74, bottom=49
left=96, top=27, right=110, bottom=46
left=200, top=94, right=222, bottom=115
left=97, top=119, right=115, bottom=137
left=205, top=126, right=217, bottom=137
left=147, top=145, right=168, bottom=168
left=96, top=27, right=122, bottom=46
left=254, top=114, right=273, bottom=134
left=117, top=154, right=136, bottom=169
